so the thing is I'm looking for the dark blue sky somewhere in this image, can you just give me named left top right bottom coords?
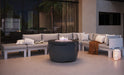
left=1, top=0, right=43, bottom=23
left=1, top=0, right=42, bottom=11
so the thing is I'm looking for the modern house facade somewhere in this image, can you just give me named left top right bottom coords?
left=80, top=0, right=124, bottom=35
left=0, top=0, right=124, bottom=43
left=0, top=1, right=124, bottom=75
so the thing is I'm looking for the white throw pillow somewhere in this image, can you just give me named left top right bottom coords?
left=77, top=33, right=81, bottom=41
left=89, top=33, right=94, bottom=40
left=78, top=33, right=89, bottom=41
left=82, top=33, right=89, bottom=41
left=78, top=33, right=84, bottom=41
left=95, top=35, right=105, bottom=43
left=73, top=33, right=79, bottom=40
left=16, top=39, right=25, bottom=45
left=24, top=38, right=34, bottom=45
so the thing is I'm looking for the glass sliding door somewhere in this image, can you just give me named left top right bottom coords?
left=1, top=0, right=40, bottom=43
left=21, top=0, right=39, bottom=34
left=1, top=0, right=22, bottom=43
left=61, top=1, right=78, bottom=33
left=53, top=0, right=79, bottom=33
left=1, top=0, right=79, bottom=43
left=39, top=0, right=79, bottom=33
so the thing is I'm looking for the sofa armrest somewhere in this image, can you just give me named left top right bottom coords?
left=109, top=38, right=123, bottom=49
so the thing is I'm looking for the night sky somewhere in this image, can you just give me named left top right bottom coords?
left=1, top=0, right=42, bottom=11
left=1, top=0, right=43, bottom=22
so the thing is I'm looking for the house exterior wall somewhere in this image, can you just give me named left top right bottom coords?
left=0, top=0, right=1, bottom=44
left=96, top=0, right=124, bottom=36
left=78, top=0, right=82, bottom=32
left=82, top=0, right=97, bottom=33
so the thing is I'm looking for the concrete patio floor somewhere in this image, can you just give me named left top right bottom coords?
left=0, top=51, right=124, bottom=75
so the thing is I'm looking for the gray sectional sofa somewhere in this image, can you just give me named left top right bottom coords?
left=1, top=32, right=124, bottom=59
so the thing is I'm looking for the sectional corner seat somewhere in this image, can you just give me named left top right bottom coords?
left=1, top=33, right=124, bottom=59
left=81, top=33, right=123, bottom=58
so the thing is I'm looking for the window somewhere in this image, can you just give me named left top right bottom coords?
left=99, top=12, right=121, bottom=25
left=1, top=0, right=79, bottom=43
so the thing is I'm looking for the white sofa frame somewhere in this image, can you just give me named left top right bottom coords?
left=28, top=46, right=47, bottom=57
left=4, top=49, right=27, bottom=59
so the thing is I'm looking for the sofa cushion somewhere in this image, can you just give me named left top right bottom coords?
left=59, top=33, right=73, bottom=40
left=42, top=33, right=58, bottom=42
left=99, top=44, right=109, bottom=49
left=1, top=43, right=27, bottom=50
left=82, top=40, right=90, bottom=46
left=23, top=34, right=41, bottom=42
left=27, top=42, right=48, bottom=48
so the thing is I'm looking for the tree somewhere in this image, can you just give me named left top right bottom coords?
left=39, top=0, right=62, bottom=32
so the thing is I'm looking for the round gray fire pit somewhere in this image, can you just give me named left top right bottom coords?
left=48, top=40, right=78, bottom=63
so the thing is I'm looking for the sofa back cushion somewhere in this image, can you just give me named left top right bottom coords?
left=104, top=34, right=121, bottom=45
left=42, top=33, right=58, bottom=42
left=73, top=33, right=80, bottom=40
left=59, top=33, right=73, bottom=40
left=23, top=34, right=42, bottom=42
left=109, top=38, right=123, bottom=49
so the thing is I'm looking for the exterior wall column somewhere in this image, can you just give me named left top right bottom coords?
left=82, top=0, right=97, bottom=33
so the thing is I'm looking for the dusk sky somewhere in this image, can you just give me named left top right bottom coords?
left=1, top=0, right=42, bottom=11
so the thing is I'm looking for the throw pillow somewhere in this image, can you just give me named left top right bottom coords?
left=24, top=38, right=34, bottom=45
left=93, top=33, right=106, bottom=41
left=77, top=33, right=82, bottom=41
left=16, top=39, right=25, bottom=45
left=73, top=33, right=79, bottom=40
left=78, top=33, right=89, bottom=41
left=95, top=35, right=105, bottom=43
left=82, top=33, right=89, bottom=41
left=89, top=33, right=94, bottom=40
